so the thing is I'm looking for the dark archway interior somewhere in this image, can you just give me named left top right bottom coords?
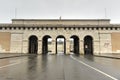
left=70, top=36, right=79, bottom=54
left=42, top=35, right=51, bottom=54
left=56, top=35, right=66, bottom=54
left=29, top=36, right=38, bottom=54
left=84, top=36, right=93, bottom=55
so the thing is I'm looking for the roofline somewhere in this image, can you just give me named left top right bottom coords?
left=12, top=19, right=110, bottom=21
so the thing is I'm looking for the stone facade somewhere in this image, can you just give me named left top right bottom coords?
left=0, top=19, right=120, bottom=55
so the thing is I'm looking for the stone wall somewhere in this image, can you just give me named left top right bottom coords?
left=0, top=19, right=120, bottom=55
left=0, top=27, right=119, bottom=55
left=10, top=33, right=23, bottom=53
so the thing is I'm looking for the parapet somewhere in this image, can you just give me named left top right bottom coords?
left=12, top=19, right=110, bottom=25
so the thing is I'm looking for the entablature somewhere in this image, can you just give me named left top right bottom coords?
left=0, top=24, right=119, bottom=31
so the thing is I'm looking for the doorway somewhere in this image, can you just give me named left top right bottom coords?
left=56, top=35, right=66, bottom=54
left=29, top=35, right=38, bottom=54
left=84, top=36, right=93, bottom=55
left=70, top=35, right=79, bottom=54
left=42, top=35, right=52, bottom=54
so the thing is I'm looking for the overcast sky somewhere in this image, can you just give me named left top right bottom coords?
left=0, top=0, right=120, bottom=23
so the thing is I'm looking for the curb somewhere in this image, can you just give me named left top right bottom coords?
left=94, top=55, right=120, bottom=59
left=0, top=55, right=30, bottom=59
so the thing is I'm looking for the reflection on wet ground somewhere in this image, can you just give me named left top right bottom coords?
left=0, top=54, right=120, bottom=80
left=27, top=55, right=38, bottom=80
left=84, top=54, right=94, bottom=61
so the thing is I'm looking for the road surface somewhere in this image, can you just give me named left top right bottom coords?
left=0, top=54, right=120, bottom=80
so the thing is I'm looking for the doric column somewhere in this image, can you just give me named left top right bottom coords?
left=66, top=39, right=70, bottom=54
left=38, top=40, right=42, bottom=54
left=80, top=40, right=84, bottom=55
left=51, top=39, right=56, bottom=54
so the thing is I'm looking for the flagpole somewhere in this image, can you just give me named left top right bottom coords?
left=105, top=8, right=107, bottom=19
left=15, top=8, right=17, bottom=19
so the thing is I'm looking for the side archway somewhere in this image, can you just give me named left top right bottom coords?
left=42, top=35, right=52, bottom=54
left=84, top=35, right=93, bottom=55
left=28, top=35, right=38, bottom=54
left=70, top=35, right=79, bottom=54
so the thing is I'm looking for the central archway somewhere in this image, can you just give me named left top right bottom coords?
left=42, top=35, right=52, bottom=55
left=56, top=35, right=66, bottom=54
left=84, top=35, right=93, bottom=55
left=70, top=35, right=79, bottom=54
left=28, top=35, right=38, bottom=54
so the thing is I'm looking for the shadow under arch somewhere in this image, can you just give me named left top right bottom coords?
left=42, top=35, right=52, bottom=55
left=84, top=35, right=93, bottom=55
left=70, top=35, right=80, bottom=54
left=56, top=35, right=66, bottom=54
left=28, top=35, right=38, bottom=54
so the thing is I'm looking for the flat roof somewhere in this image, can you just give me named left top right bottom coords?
left=12, top=19, right=110, bottom=21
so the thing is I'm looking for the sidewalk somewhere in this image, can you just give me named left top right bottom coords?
left=95, top=53, right=120, bottom=59
left=0, top=53, right=28, bottom=59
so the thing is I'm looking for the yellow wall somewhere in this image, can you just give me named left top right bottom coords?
left=0, top=32, right=11, bottom=51
left=111, top=33, right=120, bottom=52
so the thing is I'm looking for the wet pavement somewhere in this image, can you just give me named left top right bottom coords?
left=0, top=55, right=120, bottom=80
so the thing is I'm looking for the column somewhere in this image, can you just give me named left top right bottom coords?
left=51, top=39, right=56, bottom=54
left=66, top=40, right=70, bottom=54
left=38, top=40, right=42, bottom=54
left=80, top=40, right=84, bottom=55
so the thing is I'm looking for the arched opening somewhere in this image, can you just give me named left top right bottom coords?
left=84, top=36, right=93, bottom=55
left=29, top=35, right=38, bottom=54
left=42, top=35, right=52, bottom=55
left=56, top=35, right=66, bottom=54
left=70, top=35, right=79, bottom=54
